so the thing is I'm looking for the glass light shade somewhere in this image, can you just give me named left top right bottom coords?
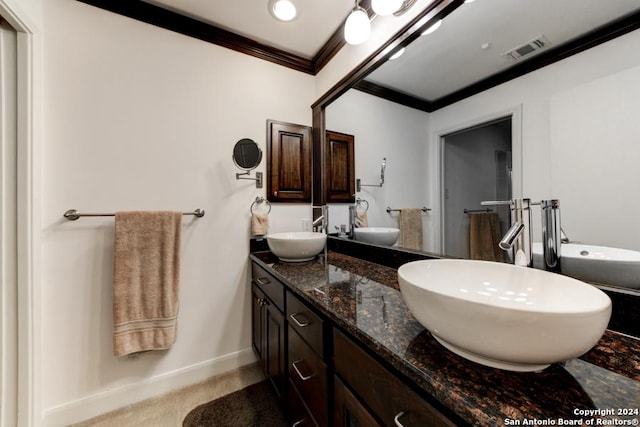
left=269, top=0, right=297, bottom=21
left=389, top=47, right=405, bottom=60
left=371, top=0, right=403, bottom=16
left=344, top=8, right=371, bottom=45
left=421, top=19, right=442, bottom=36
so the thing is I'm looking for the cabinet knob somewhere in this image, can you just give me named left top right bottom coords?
left=273, top=191, right=278, bottom=197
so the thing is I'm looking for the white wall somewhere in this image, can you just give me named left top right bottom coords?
left=40, top=1, right=314, bottom=424
left=326, top=90, right=431, bottom=245
left=430, top=28, right=640, bottom=250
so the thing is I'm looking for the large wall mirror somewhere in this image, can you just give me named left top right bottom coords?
left=313, top=0, right=640, bottom=294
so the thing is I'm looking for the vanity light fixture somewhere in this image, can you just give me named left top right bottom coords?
left=344, top=0, right=371, bottom=45
left=371, top=0, right=403, bottom=16
left=268, top=0, right=297, bottom=22
left=421, top=19, right=442, bottom=36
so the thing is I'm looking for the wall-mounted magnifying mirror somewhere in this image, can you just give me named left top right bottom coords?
left=356, top=157, right=386, bottom=192
left=233, top=138, right=263, bottom=188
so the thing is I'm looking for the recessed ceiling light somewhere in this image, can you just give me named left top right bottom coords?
left=421, top=19, right=442, bottom=36
left=268, top=0, right=297, bottom=22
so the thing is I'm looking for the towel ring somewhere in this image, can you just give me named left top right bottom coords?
left=250, top=196, right=271, bottom=214
left=356, top=198, right=369, bottom=212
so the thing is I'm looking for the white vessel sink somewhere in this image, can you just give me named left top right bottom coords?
left=353, top=227, right=400, bottom=246
left=266, top=232, right=326, bottom=262
left=533, top=242, right=640, bottom=289
left=398, top=259, right=611, bottom=372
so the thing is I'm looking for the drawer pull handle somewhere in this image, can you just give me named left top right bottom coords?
left=291, top=360, right=313, bottom=381
left=292, top=420, right=305, bottom=427
left=255, top=277, right=271, bottom=286
left=394, top=411, right=406, bottom=427
left=289, top=313, right=311, bottom=328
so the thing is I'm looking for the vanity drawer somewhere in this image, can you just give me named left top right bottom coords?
left=334, top=329, right=456, bottom=427
left=287, top=291, right=324, bottom=358
left=289, top=378, right=319, bottom=427
left=251, top=262, right=284, bottom=312
left=289, top=325, right=328, bottom=427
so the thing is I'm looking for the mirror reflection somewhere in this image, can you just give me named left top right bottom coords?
left=324, top=0, right=640, bottom=292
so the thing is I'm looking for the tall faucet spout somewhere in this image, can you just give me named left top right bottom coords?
left=540, top=199, right=561, bottom=272
left=499, top=222, right=525, bottom=250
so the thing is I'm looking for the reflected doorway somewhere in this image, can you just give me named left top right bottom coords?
left=442, top=117, right=512, bottom=260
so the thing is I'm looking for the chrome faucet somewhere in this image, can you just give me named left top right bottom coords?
left=538, top=199, right=561, bottom=272
left=481, top=198, right=532, bottom=267
left=312, top=206, right=328, bottom=233
left=348, top=204, right=356, bottom=239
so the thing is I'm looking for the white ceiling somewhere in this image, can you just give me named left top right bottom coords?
left=141, top=0, right=640, bottom=100
left=143, top=0, right=355, bottom=58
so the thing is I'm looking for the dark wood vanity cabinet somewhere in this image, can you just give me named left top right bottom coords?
left=251, top=264, right=286, bottom=401
left=251, top=259, right=458, bottom=427
left=267, top=119, right=312, bottom=203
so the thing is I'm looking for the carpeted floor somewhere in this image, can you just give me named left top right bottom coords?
left=183, top=380, right=287, bottom=427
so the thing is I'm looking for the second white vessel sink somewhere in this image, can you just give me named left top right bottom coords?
left=533, top=242, right=640, bottom=289
left=398, top=259, right=611, bottom=372
left=353, top=227, right=400, bottom=246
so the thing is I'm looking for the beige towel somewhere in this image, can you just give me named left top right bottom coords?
left=355, top=211, right=368, bottom=227
left=251, top=213, right=269, bottom=236
left=469, top=212, right=504, bottom=262
left=399, top=209, right=423, bottom=251
left=113, top=211, right=182, bottom=357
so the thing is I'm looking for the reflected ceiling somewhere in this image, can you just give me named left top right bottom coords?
left=364, top=0, right=640, bottom=103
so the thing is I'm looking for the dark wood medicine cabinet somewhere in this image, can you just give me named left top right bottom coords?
left=266, top=120, right=355, bottom=205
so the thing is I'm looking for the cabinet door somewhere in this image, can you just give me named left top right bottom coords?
left=264, top=299, right=286, bottom=400
left=267, top=119, right=312, bottom=203
left=325, top=130, right=355, bottom=203
left=334, top=376, right=382, bottom=427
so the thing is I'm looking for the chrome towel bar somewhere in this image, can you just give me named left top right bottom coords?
left=63, top=208, right=205, bottom=221
left=386, top=207, right=431, bottom=214
left=463, top=208, right=493, bottom=214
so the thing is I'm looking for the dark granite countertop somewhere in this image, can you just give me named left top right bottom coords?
left=250, top=250, right=640, bottom=427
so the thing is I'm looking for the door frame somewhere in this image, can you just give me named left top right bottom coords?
left=432, top=105, right=523, bottom=254
left=0, top=1, right=41, bottom=425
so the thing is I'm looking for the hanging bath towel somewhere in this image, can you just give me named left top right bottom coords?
left=399, top=208, right=423, bottom=251
left=112, top=211, right=182, bottom=357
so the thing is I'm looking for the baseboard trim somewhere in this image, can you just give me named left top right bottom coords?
left=42, top=347, right=256, bottom=427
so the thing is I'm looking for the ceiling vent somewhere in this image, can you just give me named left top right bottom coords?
left=504, top=35, right=551, bottom=60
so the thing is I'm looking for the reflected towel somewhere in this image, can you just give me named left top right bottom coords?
left=113, top=211, right=182, bottom=357
left=251, top=213, right=269, bottom=236
left=469, top=212, right=504, bottom=262
left=355, top=211, right=368, bottom=228
left=399, top=208, right=423, bottom=251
